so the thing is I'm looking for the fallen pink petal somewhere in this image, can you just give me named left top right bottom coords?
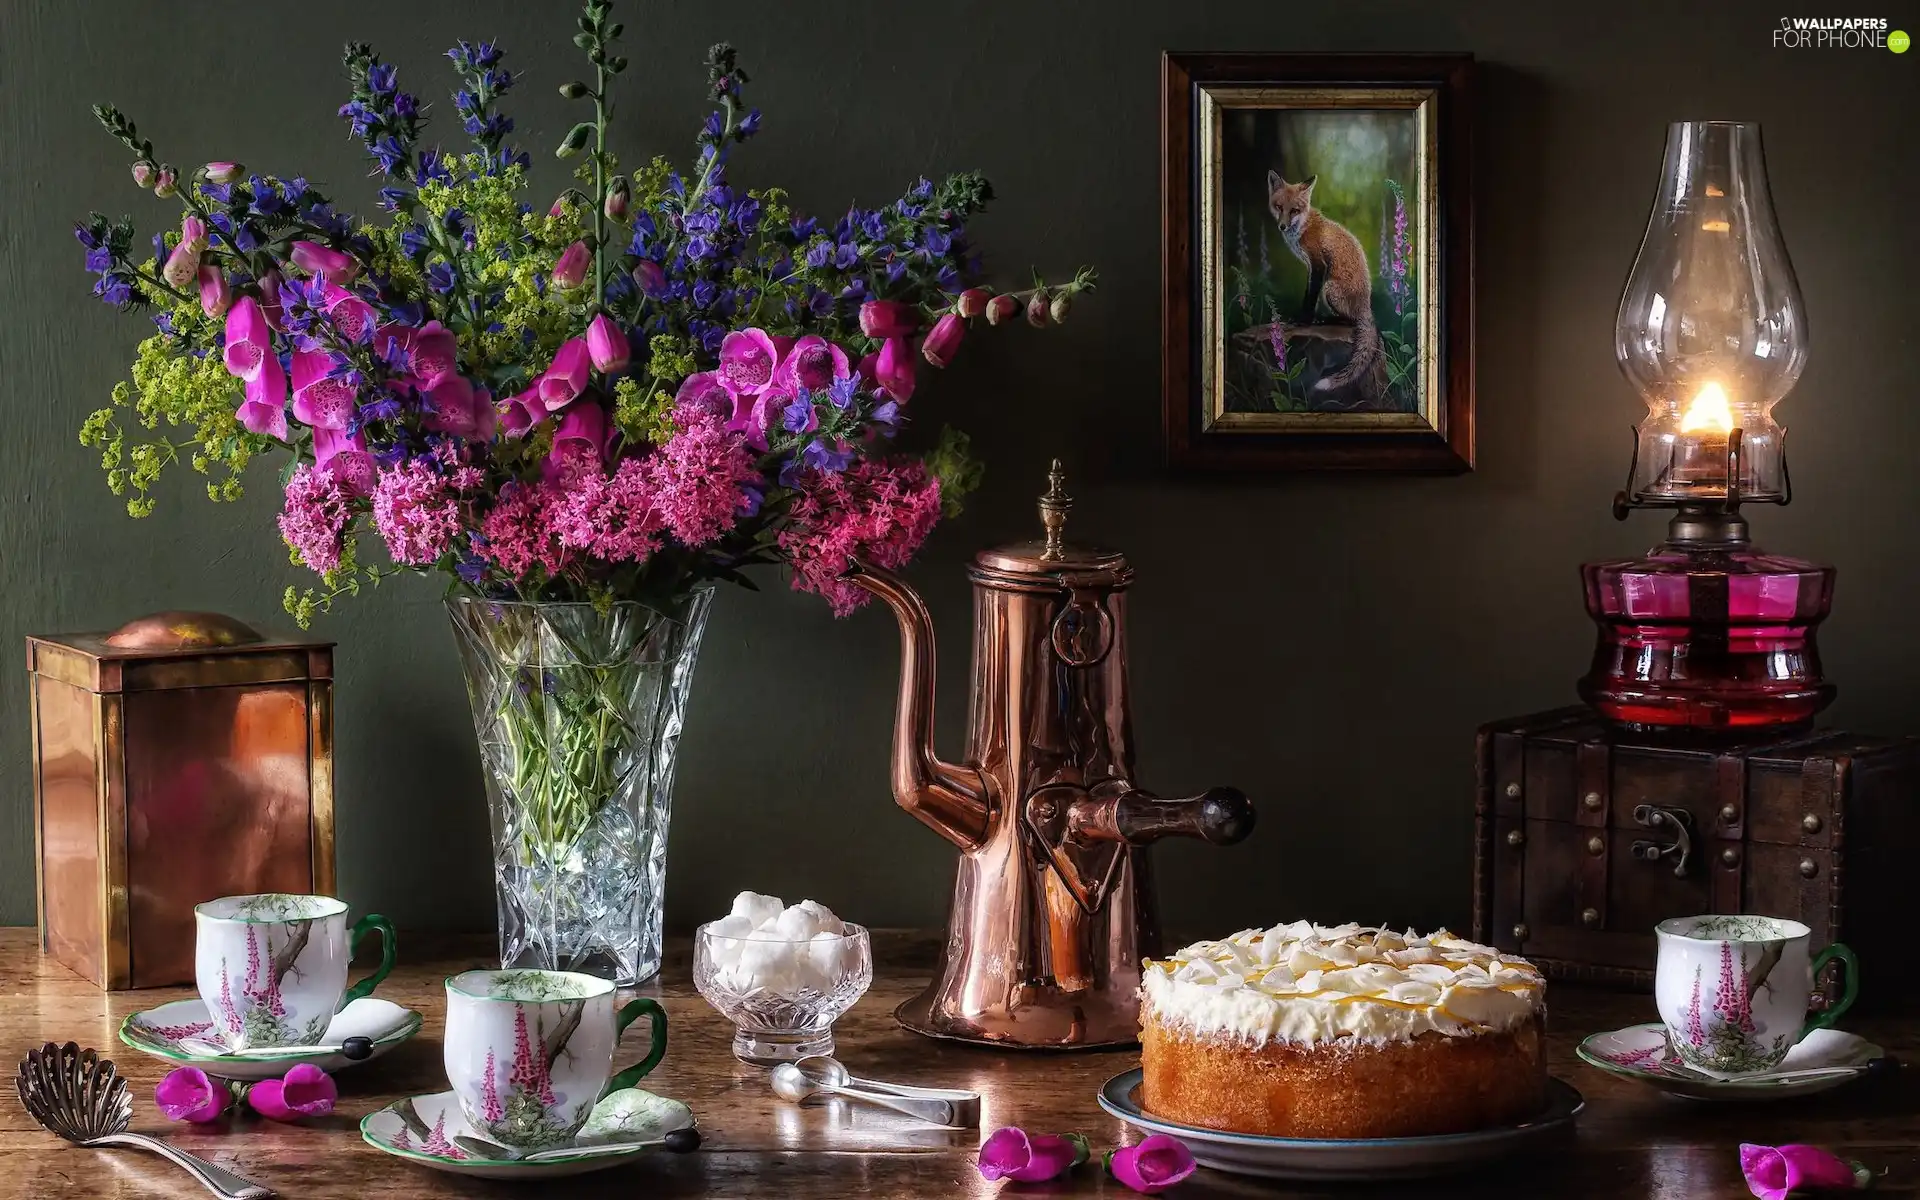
left=976, top=1126, right=1082, bottom=1183
left=1107, top=1134, right=1196, bottom=1194
left=1740, top=1143, right=1872, bottom=1200
left=246, top=1064, right=337, bottom=1122
left=154, top=1066, right=229, bottom=1123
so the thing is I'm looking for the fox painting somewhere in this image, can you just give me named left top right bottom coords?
left=1266, top=170, right=1382, bottom=402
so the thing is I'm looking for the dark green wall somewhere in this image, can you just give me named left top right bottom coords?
left=3, top=1, right=1915, bottom=938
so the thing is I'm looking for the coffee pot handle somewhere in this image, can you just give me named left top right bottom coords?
left=1113, top=786, right=1255, bottom=846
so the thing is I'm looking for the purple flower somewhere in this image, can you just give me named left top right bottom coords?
left=827, top=375, right=860, bottom=410
left=155, top=1067, right=229, bottom=1123
left=1269, top=323, right=1287, bottom=370
left=976, top=1127, right=1086, bottom=1183
left=248, top=1065, right=337, bottom=1122
left=871, top=399, right=901, bottom=431
left=782, top=396, right=818, bottom=434
left=1106, top=1135, right=1195, bottom=1194
left=804, top=241, right=832, bottom=270
left=801, top=439, right=852, bottom=475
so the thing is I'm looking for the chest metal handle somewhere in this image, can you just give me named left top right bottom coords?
left=1631, top=803, right=1694, bottom=878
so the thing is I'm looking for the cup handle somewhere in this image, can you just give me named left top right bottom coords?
left=338, top=914, right=397, bottom=1010
left=604, top=997, right=668, bottom=1096
left=1797, top=942, right=1859, bottom=1042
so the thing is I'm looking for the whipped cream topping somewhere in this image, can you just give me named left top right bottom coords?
left=1142, top=921, right=1544, bottom=1046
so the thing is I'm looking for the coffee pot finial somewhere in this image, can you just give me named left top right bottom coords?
left=1039, top=459, right=1072, bottom=562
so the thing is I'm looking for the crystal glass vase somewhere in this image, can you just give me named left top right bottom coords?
left=447, top=589, right=713, bottom=986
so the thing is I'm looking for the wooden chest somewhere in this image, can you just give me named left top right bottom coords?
left=1473, top=707, right=1919, bottom=1007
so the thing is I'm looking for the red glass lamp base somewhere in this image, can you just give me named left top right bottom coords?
left=1579, top=541, right=1835, bottom=736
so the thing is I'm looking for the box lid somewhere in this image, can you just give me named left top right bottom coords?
left=27, top=611, right=333, bottom=693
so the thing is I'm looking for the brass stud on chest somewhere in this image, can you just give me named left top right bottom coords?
left=1800, top=858, right=1819, bottom=878
left=1586, top=835, right=1605, bottom=855
left=1802, top=813, right=1823, bottom=834
left=1582, top=792, right=1603, bottom=812
left=1506, top=830, right=1525, bottom=847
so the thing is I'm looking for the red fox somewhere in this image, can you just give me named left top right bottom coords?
left=1267, top=171, right=1380, bottom=399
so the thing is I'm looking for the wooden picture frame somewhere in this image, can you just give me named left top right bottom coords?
left=1162, top=53, right=1475, bottom=472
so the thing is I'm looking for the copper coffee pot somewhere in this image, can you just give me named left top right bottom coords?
left=850, top=462, right=1253, bottom=1048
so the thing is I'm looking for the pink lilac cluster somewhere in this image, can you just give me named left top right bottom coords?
left=777, top=458, right=943, bottom=616
left=371, top=458, right=472, bottom=566
left=277, top=464, right=354, bottom=573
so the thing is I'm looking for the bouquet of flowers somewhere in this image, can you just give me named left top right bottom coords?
left=72, top=0, right=1092, bottom=985
left=77, top=0, right=1092, bottom=625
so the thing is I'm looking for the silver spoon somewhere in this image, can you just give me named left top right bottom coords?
left=452, top=1127, right=702, bottom=1163
left=16, top=1041, right=274, bottom=1200
left=175, top=1035, right=376, bottom=1061
left=771, top=1056, right=978, bottom=1127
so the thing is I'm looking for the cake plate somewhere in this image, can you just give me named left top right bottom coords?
left=1097, top=1069, right=1582, bottom=1182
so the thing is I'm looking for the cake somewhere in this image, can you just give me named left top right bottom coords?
left=1139, top=921, right=1546, bottom=1139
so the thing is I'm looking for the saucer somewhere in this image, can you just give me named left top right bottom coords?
left=1097, top=1069, right=1582, bottom=1181
left=120, top=996, right=423, bottom=1081
left=1577, top=1023, right=1888, bottom=1101
left=361, top=1088, right=695, bottom=1180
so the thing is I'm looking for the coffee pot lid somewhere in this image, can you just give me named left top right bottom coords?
left=971, top=461, right=1131, bottom=583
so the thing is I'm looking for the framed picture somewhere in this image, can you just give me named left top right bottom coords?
left=1162, top=53, right=1474, bottom=472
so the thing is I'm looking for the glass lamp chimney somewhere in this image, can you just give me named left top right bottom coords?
left=1614, top=121, right=1807, bottom=508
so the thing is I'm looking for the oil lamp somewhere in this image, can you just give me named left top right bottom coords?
left=1580, top=121, right=1835, bottom=733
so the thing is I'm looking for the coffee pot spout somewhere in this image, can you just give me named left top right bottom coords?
left=848, top=562, right=990, bottom=851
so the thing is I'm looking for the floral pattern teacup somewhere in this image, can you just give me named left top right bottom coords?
left=444, top=969, right=667, bottom=1151
left=195, top=893, right=396, bottom=1051
left=1654, top=914, right=1857, bottom=1077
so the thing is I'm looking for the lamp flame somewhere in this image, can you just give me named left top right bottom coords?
left=1680, top=381, right=1734, bottom=435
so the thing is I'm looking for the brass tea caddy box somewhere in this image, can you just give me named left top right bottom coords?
left=26, top=611, right=335, bottom=990
left=854, top=463, right=1254, bottom=1048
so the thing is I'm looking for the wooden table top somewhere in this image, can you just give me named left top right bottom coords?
left=1, top=926, right=1915, bottom=1198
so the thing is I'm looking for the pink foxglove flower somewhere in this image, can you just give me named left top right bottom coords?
left=155, top=1067, right=229, bottom=1124
left=198, top=266, right=231, bottom=317
left=180, top=214, right=208, bottom=253
left=858, top=299, right=919, bottom=339
left=257, top=270, right=288, bottom=331
left=313, top=426, right=376, bottom=496
left=632, top=258, right=667, bottom=298
left=717, top=328, right=781, bottom=397
left=152, top=165, right=178, bottom=198
left=976, top=1127, right=1088, bottom=1183
left=424, top=375, right=494, bottom=442
left=246, top=1064, right=337, bottom=1122
left=322, top=283, right=376, bottom=344
left=162, top=239, right=200, bottom=291
left=538, top=338, right=592, bottom=411
left=547, top=401, right=609, bottom=477
left=873, top=336, right=916, bottom=402
left=238, top=363, right=289, bottom=440
left=775, top=335, right=850, bottom=393
left=404, top=321, right=460, bottom=391
left=957, top=287, right=991, bottom=319
left=288, top=239, right=360, bottom=284
left=1740, top=1144, right=1872, bottom=1200
left=985, top=294, right=1020, bottom=325
left=551, top=240, right=591, bottom=289
left=1106, top=1135, right=1196, bottom=1194
left=921, top=313, right=965, bottom=368
left=673, top=371, right=729, bottom=425
left=499, top=386, right=543, bottom=437
left=586, top=314, right=630, bottom=373
left=130, top=160, right=155, bottom=188
left=204, top=160, right=244, bottom=184
left=290, top=350, right=356, bottom=430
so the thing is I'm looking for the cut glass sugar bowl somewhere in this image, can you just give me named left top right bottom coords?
left=694, top=917, right=873, bottom=1065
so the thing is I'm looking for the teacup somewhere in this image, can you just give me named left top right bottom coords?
left=1654, top=914, right=1857, bottom=1077
left=195, top=893, right=396, bottom=1050
left=445, top=969, right=667, bottom=1150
